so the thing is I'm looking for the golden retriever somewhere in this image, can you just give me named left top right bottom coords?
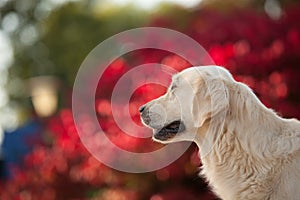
left=140, top=66, right=300, bottom=200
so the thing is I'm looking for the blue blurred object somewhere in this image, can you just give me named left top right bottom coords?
left=1, top=120, right=42, bottom=179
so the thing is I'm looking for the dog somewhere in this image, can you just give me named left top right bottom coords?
left=140, top=66, right=300, bottom=200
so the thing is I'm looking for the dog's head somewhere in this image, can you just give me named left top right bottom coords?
left=140, top=66, right=232, bottom=144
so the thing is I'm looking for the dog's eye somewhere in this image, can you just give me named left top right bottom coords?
left=170, top=76, right=180, bottom=91
left=170, top=84, right=177, bottom=91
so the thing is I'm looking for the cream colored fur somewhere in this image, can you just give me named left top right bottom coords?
left=141, top=66, right=300, bottom=200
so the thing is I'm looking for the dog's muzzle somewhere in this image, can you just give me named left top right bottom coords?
left=139, top=105, right=185, bottom=141
left=139, top=105, right=163, bottom=129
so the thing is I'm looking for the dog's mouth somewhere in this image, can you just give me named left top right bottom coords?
left=153, top=120, right=185, bottom=141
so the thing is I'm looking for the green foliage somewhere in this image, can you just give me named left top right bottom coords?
left=42, top=3, right=149, bottom=85
left=8, top=2, right=149, bottom=86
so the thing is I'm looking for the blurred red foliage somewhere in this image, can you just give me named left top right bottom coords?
left=1, top=5, right=300, bottom=200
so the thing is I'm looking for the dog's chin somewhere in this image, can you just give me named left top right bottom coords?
left=152, top=120, right=185, bottom=143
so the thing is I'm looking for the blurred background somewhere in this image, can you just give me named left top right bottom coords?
left=0, top=0, right=300, bottom=199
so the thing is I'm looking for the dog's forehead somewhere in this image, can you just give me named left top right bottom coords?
left=175, top=67, right=203, bottom=82
left=170, top=68, right=203, bottom=89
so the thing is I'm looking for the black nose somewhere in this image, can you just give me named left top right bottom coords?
left=139, top=105, right=145, bottom=113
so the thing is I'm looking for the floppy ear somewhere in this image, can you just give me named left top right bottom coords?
left=192, top=78, right=229, bottom=127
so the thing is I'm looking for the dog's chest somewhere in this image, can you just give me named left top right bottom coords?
left=200, top=140, right=276, bottom=200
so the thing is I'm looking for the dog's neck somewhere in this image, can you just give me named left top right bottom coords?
left=193, top=82, right=286, bottom=199
left=225, top=82, right=288, bottom=159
